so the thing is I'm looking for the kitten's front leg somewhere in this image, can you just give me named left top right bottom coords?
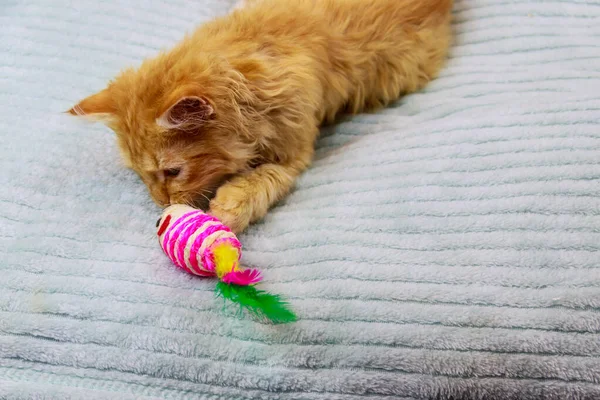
left=208, top=149, right=313, bottom=233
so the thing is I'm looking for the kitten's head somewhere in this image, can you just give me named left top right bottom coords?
left=68, top=54, right=256, bottom=208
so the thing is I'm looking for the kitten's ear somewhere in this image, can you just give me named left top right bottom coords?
left=67, top=88, right=115, bottom=121
left=156, top=96, right=214, bottom=130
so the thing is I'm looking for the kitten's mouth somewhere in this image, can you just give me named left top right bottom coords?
left=189, top=196, right=212, bottom=211
left=168, top=173, right=236, bottom=210
left=168, top=192, right=213, bottom=211
left=185, top=173, right=235, bottom=211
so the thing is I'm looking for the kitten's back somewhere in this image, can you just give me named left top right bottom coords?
left=222, top=0, right=453, bottom=123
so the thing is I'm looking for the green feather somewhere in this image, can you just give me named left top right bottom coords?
left=215, top=281, right=297, bottom=324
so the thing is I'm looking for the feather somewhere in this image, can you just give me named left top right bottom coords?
left=221, top=268, right=262, bottom=285
left=215, top=281, right=297, bottom=324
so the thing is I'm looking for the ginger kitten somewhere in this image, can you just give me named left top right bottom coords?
left=69, top=0, right=453, bottom=233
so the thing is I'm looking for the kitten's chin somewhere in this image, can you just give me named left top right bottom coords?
left=171, top=174, right=234, bottom=211
left=168, top=192, right=211, bottom=211
left=188, top=196, right=211, bottom=212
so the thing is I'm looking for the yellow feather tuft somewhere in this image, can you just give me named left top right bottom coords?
left=212, top=243, right=240, bottom=278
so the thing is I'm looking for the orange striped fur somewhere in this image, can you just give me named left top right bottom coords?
left=70, top=0, right=453, bottom=233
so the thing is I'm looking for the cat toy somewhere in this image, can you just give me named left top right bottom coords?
left=156, top=204, right=296, bottom=323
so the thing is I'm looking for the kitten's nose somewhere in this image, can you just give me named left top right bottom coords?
left=150, top=189, right=170, bottom=208
left=152, top=198, right=169, bottom=208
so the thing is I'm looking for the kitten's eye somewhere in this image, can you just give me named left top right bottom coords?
left=164, top=168, right=181, bottom=178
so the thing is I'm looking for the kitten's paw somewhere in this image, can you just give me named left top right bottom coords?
left=208, top=181, right=253, bottom=234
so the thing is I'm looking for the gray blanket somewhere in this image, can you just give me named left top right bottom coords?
left=2, top=0, right=600, bottom=399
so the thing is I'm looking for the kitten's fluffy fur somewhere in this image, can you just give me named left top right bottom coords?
left=70, top=0, right=453, bottom=233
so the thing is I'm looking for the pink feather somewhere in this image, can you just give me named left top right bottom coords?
left=221, top=269, right=263, bottom=286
